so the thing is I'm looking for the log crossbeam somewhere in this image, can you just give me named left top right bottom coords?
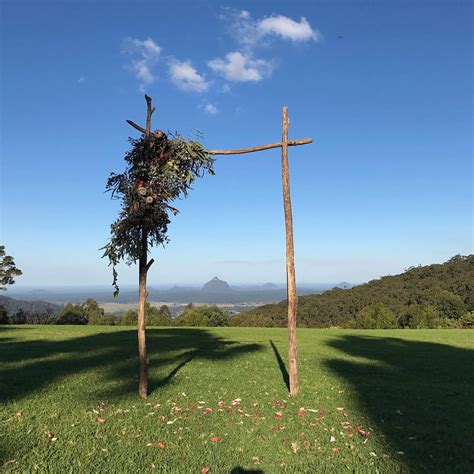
left=126, top=120, right=312, bottom=156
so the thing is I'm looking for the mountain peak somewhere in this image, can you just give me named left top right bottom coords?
left=202, top=277, right=232, bottom=293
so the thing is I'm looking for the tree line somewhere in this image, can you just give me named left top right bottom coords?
left=237, top=255, right=474, bottom=329
left=0, top=299, right=232, bottom=327
left=1, top=254, right=472, bottom=329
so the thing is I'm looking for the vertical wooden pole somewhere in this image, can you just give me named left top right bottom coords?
left=138, top=230, right=148, bottom=398
left=281, top=106, right=299, bottom=396
left=137, top=94, right=153, bottom=398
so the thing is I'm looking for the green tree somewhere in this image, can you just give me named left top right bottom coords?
left=399, top=304, right=439, bottom=328
left=0, top=245, right=22, bottom=290
left=11, top=308, right=27, bottom=325
left=461, top=312, right=474, bottom=328
left=0, top=305, right=9, bottom=324
left=102, top=95, right=215, bottom=398
left=121, top=309, right=138, bottom=326
left=83, top=299, right=105, bottom=324
left=56, top=304, right=88, bottom=325
left=418, top=305, right=440, bottom=328
left=436, top=291, right=466, bottom=320
left=146, top=303, right=174, bottom=326
left=203, top=305, right=230, bottom=327
left=158, top=305, right=172, bottom=319
left=352, top=303, right=397, bottom=329
left=178, top=305, right=209, bottom=327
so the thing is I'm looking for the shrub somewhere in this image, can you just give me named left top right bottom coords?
left=56, top=303, right=88, bottom=325
left=351, top=303, right=398, bottom=329
left=436, top=291, right=466, bottom=320
left=0, top=305, right=9, bottom=324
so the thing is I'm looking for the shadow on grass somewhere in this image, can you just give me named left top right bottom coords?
left=269, top=340, right=289, bottom=391
left=0, top=327, right=263, bottom=403
left=324, top=335, right=474, bottom=472
left=231, top=467, right=264, bottom=473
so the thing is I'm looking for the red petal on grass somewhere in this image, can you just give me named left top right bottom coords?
left=226, top=407, right=233, bottom=413
left=96, top=417, right=106, bottom=423
left=319, top=408, right=325, bottom=415
left=211, top=436, right=221, bottom=442
left=332, top=447, right=341, bottom=453
left=274, top=412, right=283, bottom=419
left=155, top=442, right=165, bottom=449
left=203, top=408, right=213, bottom=415
left=356, top=426, right=370, bottom=437
left=202, top=468, right=210, bottom=474
left=298, top=408, right=306, bottom=416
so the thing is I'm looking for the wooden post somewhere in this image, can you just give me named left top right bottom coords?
left=281, top=107, right=299, bottom=396
left=137, top=229, right=148, bottom=398
left=137, top=94, right=154, bottom=398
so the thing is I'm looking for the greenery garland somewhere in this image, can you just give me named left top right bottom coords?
left=102, top=130, right=215, bottom=295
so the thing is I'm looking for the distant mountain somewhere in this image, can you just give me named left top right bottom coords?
left=261, top=283, right=279, bottom=290
left=29, top=289, right=50, bottom=295
left=334, top=282, right=352, bottom=289
left=202, top=277, right=232, bottom=293
left=0, top=294, right=62, bottom=316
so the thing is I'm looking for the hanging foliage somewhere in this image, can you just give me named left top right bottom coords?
left=102, top=129, right=215, bottom=295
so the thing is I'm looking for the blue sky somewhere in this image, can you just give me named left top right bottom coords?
left=1, top=0, right=472, bottom=288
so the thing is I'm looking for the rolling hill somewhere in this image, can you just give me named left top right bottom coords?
left=236, top=255, right=473, bottom=327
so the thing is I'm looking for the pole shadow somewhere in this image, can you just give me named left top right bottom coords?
left=269, top=339, right=290, bottom=391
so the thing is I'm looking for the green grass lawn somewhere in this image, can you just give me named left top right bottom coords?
left=1, top=326, right=473, bottom=473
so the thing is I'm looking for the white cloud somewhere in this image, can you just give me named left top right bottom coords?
left=208, top=51, right=272, bottom=82
left=224, top=9, right=320, bottom=48
left=122, top=37, right=162, bottom=87
left=204, top=103, right=218, bottom=114
left=169, top=60, right=209, bottom=92
left=258, top=15, right=319, bottom=42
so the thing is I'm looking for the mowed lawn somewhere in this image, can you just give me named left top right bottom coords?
left=1, top=326, right=473, bottom=473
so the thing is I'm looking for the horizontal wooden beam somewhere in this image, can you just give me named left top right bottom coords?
left=126, top=119, right=313, bottom=156
left=208, top=138, right=313, bottom=155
